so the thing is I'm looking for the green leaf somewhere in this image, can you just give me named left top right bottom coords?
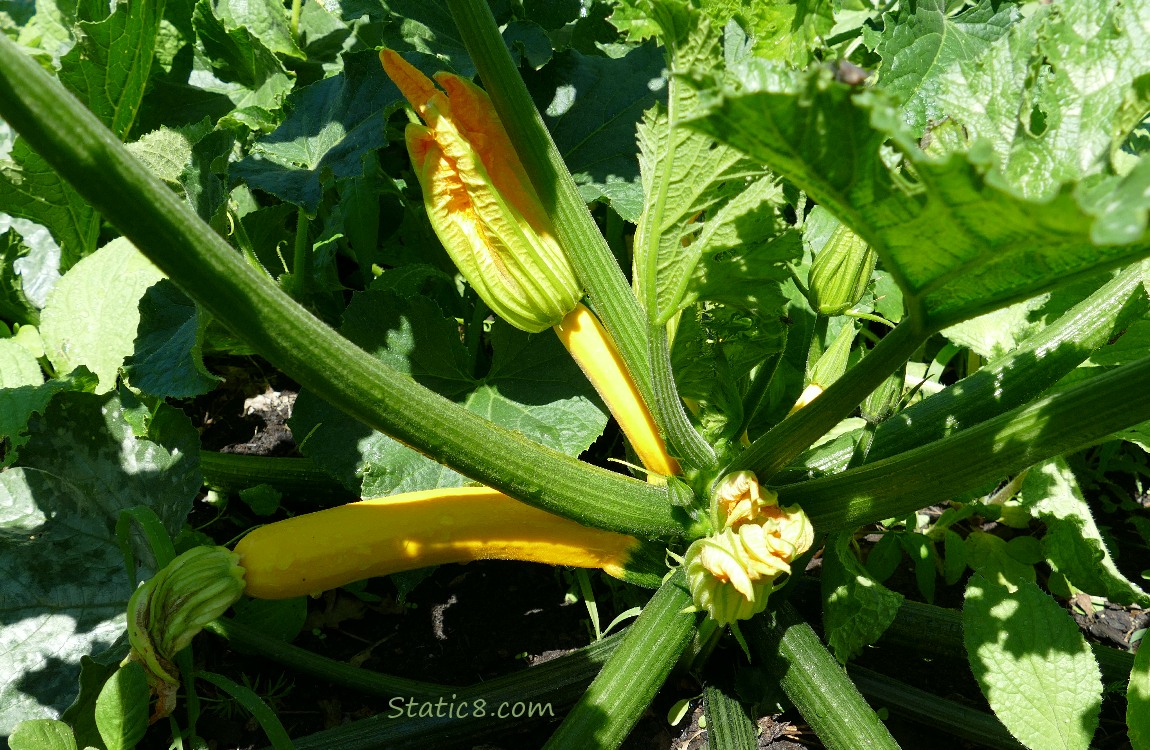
left=60, top=649, right=126, bottom=750
left=290, top=291, right=608, bottom=495
left=57, top=0, right=165, bottom=140
left=523, top=44, right=666, bottom=222
left=0, top=367, right=98, bottom=462
left=937, top=0, right=1150, bottom=199
left=1022, top=458, right=1150, bottom=606
left=0, top=337, right=43, bottom=387
left=717, top=0, right=833, bottom=69
left=12, top=0, right=77, bottom=62
left=193, top=0, right=289, bottom=90
left=942, top=529, right=966, bottom=585
left=822, top=533, right=904, bottom=663
left=688, top=65, right=1150, bottom=329
left=632, top=6, right=788, bottom=325
left=502, top=19, right=553, bottom=69
left=965, top=530, right=1036, bottom=585
left=0, top=140, right=100, bottom=269
left=1130, top=635, right=1150, bottom=750
left=375, top=0, right=476, bottom=77
left=0, top=392, right=198, bottom=733
left=40, top=238, right=165, bottom=393
left=199, top=0, right=303, bottom=62
left=899, top=531, right=937, bottom=604
left=874, top=0, right=1018, bottom=136
left=123, top=279, right=221, bottom=399
left=964, top=573, right=1102, bottom=750
left=94, top=662, right=149, bottom=750
left=864, top=531, right=902, bottom=583
left=233, top=50, right=401, bottom=211
left=8, top=720, right=79, bottom=750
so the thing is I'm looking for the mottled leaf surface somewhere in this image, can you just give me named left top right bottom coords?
left=40, top=239, right=165, bottom=394
left=0, top=393, right=199, bottom=733
left=822, top=533, right=904, bottom=663
left=1021, top=458, right=1149, bottom=606
left=875, top=0, right=1018, bottom=135
left=964, top=573, right=1102, bottom=750
left=233, top=50, right=401, bottom=211
left=689, top=66, right=1150, bottom=328
left=291, top=291, right=607, bottom=496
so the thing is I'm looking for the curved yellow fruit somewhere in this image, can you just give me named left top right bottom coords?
left=234, top=487, right=644, bottom=599
left=554, top=303, right=681, bottom=477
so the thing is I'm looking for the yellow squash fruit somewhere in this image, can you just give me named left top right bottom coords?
left=235, top=486, right=655, bottom=599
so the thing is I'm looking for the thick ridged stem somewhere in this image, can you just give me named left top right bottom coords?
left=0, top=33, right=688, bottom=540
left=542, top=570, right=697, bottom=749
left=749, top=604, right=899, bottom=749
left=784, top=354, right=1150, bottom=531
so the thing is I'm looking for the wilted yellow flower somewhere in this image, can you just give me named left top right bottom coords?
left=127, top=546, right=245, bottom=719
left=380, top=49, right=582, bottom=333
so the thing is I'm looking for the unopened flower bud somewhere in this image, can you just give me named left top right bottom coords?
left=381, top=50, right=582, bottom=333
left=808, top=222, right=876, bottom=316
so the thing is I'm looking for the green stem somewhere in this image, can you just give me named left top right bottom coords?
left=730, top=319, right=926, bottom=482
left=543, top=570, right=697, bottom=750
left=446, top=0, right=655, bottom=407
left=0, top=33, right=688, bottom=540
left=203, top=618, right=448, bottom=699
left=291, top=207, right=310, bottom=295
left=200, top=452, right=354, bottom=502
left=782, top=353, right=1150, bottom=531
left=702, top=684, right=758, bottom=750
left=772, top=263, right=1149, bottom=484
left=649, top=323, right=717, bottom=469
left=846, top=665, right=1022, bottom=750
left=290, top=0, right=302, bottom=42
left=749, top=604, right=899, bottom=750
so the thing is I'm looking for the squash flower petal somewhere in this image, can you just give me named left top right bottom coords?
left=381, top=49, right=581, bottom=333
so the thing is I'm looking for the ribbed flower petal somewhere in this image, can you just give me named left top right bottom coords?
left=381, top=49, right=582, bottom=333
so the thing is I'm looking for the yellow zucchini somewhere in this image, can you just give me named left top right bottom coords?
left=554, top=303, right=681, bottom=477
left=235, top=486, right=658, bottom=599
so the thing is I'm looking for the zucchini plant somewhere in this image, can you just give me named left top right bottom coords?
left=1, top=0, right=1149, bottom=749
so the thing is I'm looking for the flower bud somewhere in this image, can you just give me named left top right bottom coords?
left=381, top=50, right=582, bottom=333
left=808, top=222, right=876, bottom=316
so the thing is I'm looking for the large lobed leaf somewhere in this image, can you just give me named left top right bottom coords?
left=964, top=573, right=1102, bottom=750
left=523, top=43, right=667, bottom=222
left=0, top=393, right=199, bottom=733
left=290, top=290, right=608, bottom=496
left=688, top=63, right=1150, bottom=330
left=232, top=49, right=402, bottom=211
left=631, top=4, right=789, bottom=326
left=873, top=0, right=1019, bottom=136
left=936, top=0, right=1150, bottom=200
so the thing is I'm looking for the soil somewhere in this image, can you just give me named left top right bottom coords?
left=169, top=366, right=1148, bottom=750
